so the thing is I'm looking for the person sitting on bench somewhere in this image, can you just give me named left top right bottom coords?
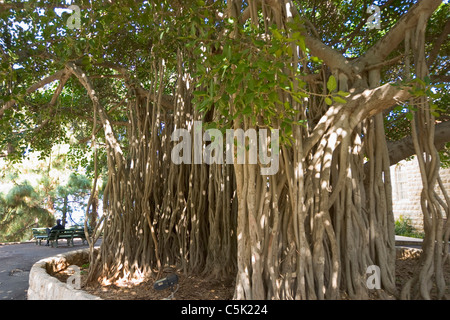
left=46, top=219, right=65, bottom=246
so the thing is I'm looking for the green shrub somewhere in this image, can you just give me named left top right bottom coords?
left=394, top=215, right=424, bottom=238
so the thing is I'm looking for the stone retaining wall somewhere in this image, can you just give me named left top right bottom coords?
left=391, top=157, right=450, bottom=232
left=28, top=246, right=425, bottom=300
left=28, top=248, right=101, bottom=300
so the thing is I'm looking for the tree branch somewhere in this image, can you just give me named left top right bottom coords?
left=428, top=18, right=450, bottom=67
left=339, top=0, right=397, bottom=53
left=302, top=83, right=411, bottom=157
left=431, top=75, right=450, bottom=83
left=0, top=69, right=66, bottom=119
left=95, top=61, right=175, bottom=110
left=303, top=35, right=357, bottom=78
left=348, top=83, right=411, bottom=129
left=388, top=120, right=450, bottom=165
left=365, top=54, right=404, bottom=71
left=0, top=1, right=147, bottom=12
left=29, top=70, right=72, bottom=142
left=66, top=62, right=125, bottom=164
left=354, top=0, right=443, bottom=69
left=0, top=2, right=89, bottom=11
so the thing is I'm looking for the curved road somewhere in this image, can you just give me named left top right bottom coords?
left=0, top=240, right=95, bottom=300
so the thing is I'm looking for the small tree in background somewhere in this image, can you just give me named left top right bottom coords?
left=0, top=147, right=96, bottom=241
left=0, top=182, right=53, bottom=242
left=55, top=172, right=92, bottom=226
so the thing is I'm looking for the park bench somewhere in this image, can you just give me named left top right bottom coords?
left=70, top=226, right=90, bottom=245
left=32, top=228, right=49, bottom=246
left=32, top=226, right=92, bottom=248
left=47, top=229, right=76, bottom=247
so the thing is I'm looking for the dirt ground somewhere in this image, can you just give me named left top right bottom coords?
left=52, top=247, right=449, bottom=300
left=55, top=267, right=235, bottom=300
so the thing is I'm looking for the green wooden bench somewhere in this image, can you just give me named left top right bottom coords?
left=32, top=226, right=92, bottom=247
left=48, top=229, right=76, bottom=247
left=70, top=226, right=91, bottom=245
left=32, top=228, right=49, bottom=246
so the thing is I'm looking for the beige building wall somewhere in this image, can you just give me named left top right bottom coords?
left=390, top=156, right=450, bottom=232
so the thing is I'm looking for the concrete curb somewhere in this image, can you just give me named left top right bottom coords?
left=0, top=240, right=36, bottom=246
left=28, top=247, right=102, bottom=300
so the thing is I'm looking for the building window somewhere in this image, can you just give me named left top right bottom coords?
left=394, top=165, right=407, bottom=200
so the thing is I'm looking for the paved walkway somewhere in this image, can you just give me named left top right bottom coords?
left=0, top=240, right=95, bottom=300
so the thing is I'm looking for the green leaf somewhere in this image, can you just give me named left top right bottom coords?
left=224, top=43, right=232, bottom=60
left=311, top=56, right=322, bottom=64
left=411, top=78, right=426, bottom=87
left=325, top=97, right=333, bottom=106
left=297, top=37, right=306, bottom=53
left=292, top=32, right=302, bottom=40
left=197, top=98, right=213, bottom=113
left=393, top=105, right=404, bottom=112
left=327, top=75, right=337, bottom=92
left=272, top=29, right=283, bottom=41
left=242, top=105, right=252, bottom=115
left=337, top=90, right=350, bottom=97
left=296, top=119, right=307, bottom=126
left=431, top=111, right=440, bottom=118
left=226, top=85, right=237, bottom=95
left=244, top=92, right=255, bottom=104
left=406, top=112, right=413, bottom=121
left=292, top=95, right=303, bottom=104
left=193, top=91, right=207, bottom=97
left=268, top=91, right=279, bottom=103
left=286, top=45, right=294, bottom=57
left=80, top=55, right=91, bottom=66
left=332, top=96, right=347, bottom=104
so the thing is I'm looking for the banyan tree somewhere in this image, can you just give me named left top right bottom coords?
left=0, top=0, right=449, bottom=299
